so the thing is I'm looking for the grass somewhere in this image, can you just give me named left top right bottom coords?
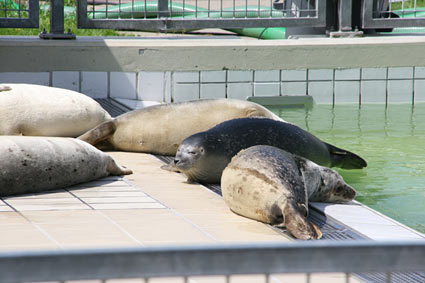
left=391, top=0, right=425, bottom=10
left=0, top=0, right=121, bottom=36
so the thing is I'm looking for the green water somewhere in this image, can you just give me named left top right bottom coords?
left=269, top=103, right=425, bottom=234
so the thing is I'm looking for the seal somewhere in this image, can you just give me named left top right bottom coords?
left=78, top=99, right=283, bottom=155
left=0, top=83, right=111, bottom=137
left=0, top=136, right=132, bottom=197
left=297, top=155, right=357, bottom=203
left=172, top=117, right=367, bottom=183
left=221, top=145, right=323, bottom=240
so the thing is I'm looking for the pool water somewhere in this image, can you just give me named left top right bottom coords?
left=269, top=103, right=425, bottom=234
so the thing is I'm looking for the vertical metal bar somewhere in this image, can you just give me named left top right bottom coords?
left=220, top=0, right=223, bottom=17
left=104, top=0, right=107, bottom=19
left=414, top=0, right=417, bottom=17
left=345, top=272, right=350, bottom=283
left=28, top=0, right=39, bottom=26
left=386, top=272, right=392, bottom=283
left=270, top=0, right=272, bottom=17
left=258, top=0, right=260, bottom=17
left=306, top=273, right=311, bottom=283
left=118, top=0, right=121, bottom=18
left=170, top=0, right=173, bottom=18
left=144, top=0, right=147, bottom=19
left=158, top=0, right=169, bottom=18
left=50, top=0, right=64, bottom=34
left=182, top=0, right=185, bottom=18
left=338, top=0, right=353, bottom=31
left=18, top=0, right=21, bottom=18
left=245, top=0, right=248, bottom=17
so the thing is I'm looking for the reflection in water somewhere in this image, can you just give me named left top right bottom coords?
left=269, top=103, right=425, bottom=233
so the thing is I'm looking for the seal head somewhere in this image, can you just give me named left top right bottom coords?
left=295, top=156, right=356, bottom=203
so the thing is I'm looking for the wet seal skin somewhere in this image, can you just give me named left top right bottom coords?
left=173, top=117, right=367, bottom=184
left=0, top=136, right=132, bottom=197
left=221, top=145, right=356, bottom=240
left=0, top=84, right=111, bottom=137
left=78, top=99, right=284, bottom=155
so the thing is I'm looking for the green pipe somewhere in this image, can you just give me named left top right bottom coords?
left=88, top=1, right=203, bottom=19
left=89, top=1, right=286, bottom=39
left=4, top=0, right=19, bottom=9
left=228, top=27, right=286, bottom=39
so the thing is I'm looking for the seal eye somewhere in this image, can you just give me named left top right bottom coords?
left=335, top=186, right=344, bottom=193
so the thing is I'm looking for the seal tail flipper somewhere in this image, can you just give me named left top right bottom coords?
left=325, top=143, right=367, bottom=169
left=107, top=158, right=133, bottom=176
left=77, top=120, right=116, bottom=146
left=283, top=200, right=322, bottom=240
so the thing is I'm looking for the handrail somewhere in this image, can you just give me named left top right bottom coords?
left=0, top=240, right=423, bottom=282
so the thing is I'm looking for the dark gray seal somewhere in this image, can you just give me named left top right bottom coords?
left=172, top=117, right=367, bottom=183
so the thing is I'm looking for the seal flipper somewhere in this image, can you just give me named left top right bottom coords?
left=77, top=120, right=116, bottom=147
left=325, top=143, right=367, bottom=169
left=282, top=199, right=322, bottom=240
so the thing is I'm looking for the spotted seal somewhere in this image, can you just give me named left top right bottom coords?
left=172, top=117, right=367, bottom=184
left=221, top=145, right=356, bottom=240
left=0, top=83, right=111, bottom=137
left=78, top=99, right=284, bottom=155
left=0, top=136, right=132, bottom=196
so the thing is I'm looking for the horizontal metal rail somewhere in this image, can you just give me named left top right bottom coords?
left=0, top=240, right=423, bottom=282
left=0, top=0, right=38, bottom=28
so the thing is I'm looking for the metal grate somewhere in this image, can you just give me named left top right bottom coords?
left=77, top=0, right=326, bottom=31
left=363, top=0, right=425, bottom=30
left=0, top=0, right=38, bottom=28
left=95, top=98, right=132, bottom=117
left=154, top=155, right=367, bottom=241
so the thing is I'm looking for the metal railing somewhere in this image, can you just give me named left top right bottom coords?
left=4, top=1, right=425, bottom=38
left=362, top=0, right=425, bottom=30
left=0, top=0, right=38, bottom=28
left=76, top=0, right=326, bottom=31
left=0, top=240, right=424, bottom=283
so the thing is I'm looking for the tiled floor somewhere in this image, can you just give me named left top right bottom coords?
left=0, top=151, right=390, bottom=283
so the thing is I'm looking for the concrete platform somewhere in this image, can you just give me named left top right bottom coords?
left=0, top=151, right=369, bottom=283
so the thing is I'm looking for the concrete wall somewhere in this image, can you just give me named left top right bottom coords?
left=1, top=36, right=425, bottom=105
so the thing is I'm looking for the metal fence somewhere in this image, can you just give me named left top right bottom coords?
left=3, top=0, right=425, bottom=37
left=0, top=0, right=38, bottom=28
left=0, top=240, right=423, bottom=283
left=76, top=0, right=326, bottom=31
left=363, top=0, right=425, bottom=30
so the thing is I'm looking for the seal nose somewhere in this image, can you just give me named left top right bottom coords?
left=173, top=159, right=180, bottom=165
